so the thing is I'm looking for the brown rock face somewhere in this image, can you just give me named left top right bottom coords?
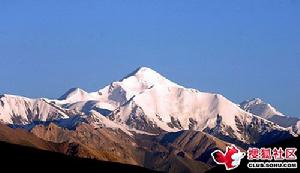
left=31, top=123, right=144, bottom=165
left=0, top=122, right=230, bottom=173
left=30, top=123, right=229, bottom=173
left=0, top=123, right=62, bottom=152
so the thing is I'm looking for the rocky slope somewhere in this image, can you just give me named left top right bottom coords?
left=0, top=140, right=157, bottom=173
left=31, top=123, right=229, bottom=173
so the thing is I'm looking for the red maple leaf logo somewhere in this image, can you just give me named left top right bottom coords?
left=211, top=145, right=245, bottom=170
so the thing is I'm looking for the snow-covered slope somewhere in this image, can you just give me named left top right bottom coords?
left=92, top=67, right=181, bottom=109
left=240, top=98, right=300, bottom=134
left=58, top=88, right=91, bottom=103
left=54, top=67, right=179, bottom=113
left=106, top=68, right=293, bottom=144
left=240, top=98, right=284, bottom=119
left=0, top=94, right=71, bottom=124
left=0, top=67, right=295, bottom=145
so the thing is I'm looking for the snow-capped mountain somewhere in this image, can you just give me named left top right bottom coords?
left=240, top=98, right=300, bottom=134
left=240, top=98, right=285, bottom=120
left=58, top=88, right=91, bottom=103
left=0, top=94, right=75, bottom=125
left=105, top=68, right=293, bottom=144
left=58, top=67, right=182, bottom=110
left=0, top=67, right=295, bottom=146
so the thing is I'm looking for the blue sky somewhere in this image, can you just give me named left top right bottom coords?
left=0, top=0, right=299, bottom=116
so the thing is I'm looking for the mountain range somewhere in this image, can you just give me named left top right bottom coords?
left=0, top=67, right=299, bottom=173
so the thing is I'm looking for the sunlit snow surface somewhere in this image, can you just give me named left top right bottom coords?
left=0, top=67, right=297, bottom=140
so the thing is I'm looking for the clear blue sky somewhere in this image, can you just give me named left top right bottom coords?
left=0, top=0, right=299, bottom=116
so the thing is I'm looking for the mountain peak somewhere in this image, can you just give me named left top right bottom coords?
left=120, top=66, right=180, bottom=88
left=248, top=98, right=264, bottom=104
left=240, top=98, right=267, bottom=109
left=124, top=66, right=161, bottom=79
left=134, top=66, right=154, bottom=73
left=135, top=66, right=157, bottom=74
left=240, top=98, right=284, bottom=119
left=58, top=88, right=88, bottom=101
left=94, top=67, right=182, bottom=107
